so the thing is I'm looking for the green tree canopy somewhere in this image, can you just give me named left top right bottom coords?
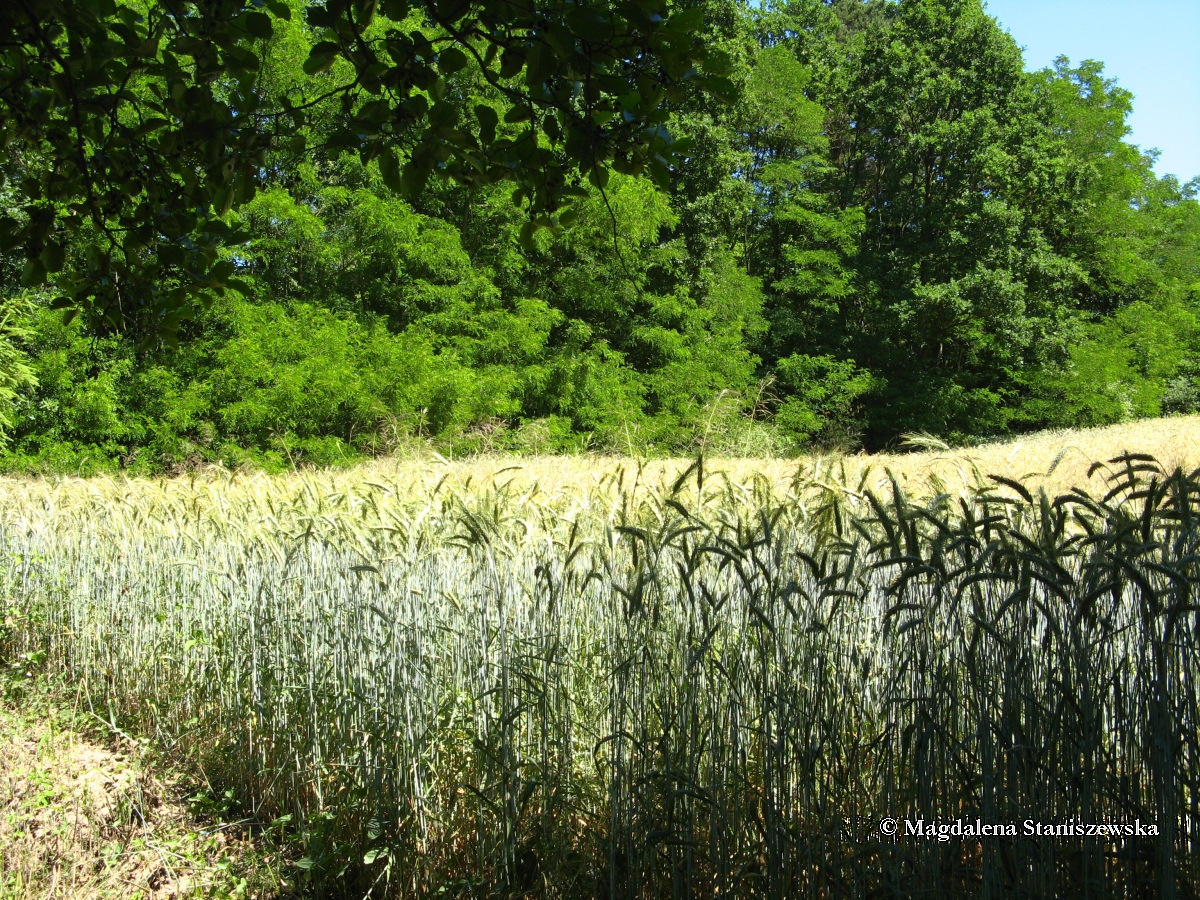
left=0, top=0, right=734, bottom=339
left=1, top=0, right=1198, bottom=466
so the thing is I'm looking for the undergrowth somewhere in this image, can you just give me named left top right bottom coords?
left=0, top=648, right=292, bottom=899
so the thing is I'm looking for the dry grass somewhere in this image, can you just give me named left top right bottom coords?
left=0, top=683, right=287, bottom=900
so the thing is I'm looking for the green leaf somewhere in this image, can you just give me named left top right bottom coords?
left=703, top=75, right=738, bottom=104
left=438, top=46, right=469, bottom=74
left=226, top=278, right=252, bottom=297
left=241, top=11, right=274, bottom=39
left=20, top=258, right=46, bottom=287
left=403, top=93, right=428, bottom=118
left=504, top=105, right=532, bottom=124
left=647, top=156, right=672, bottom=189
left=430, top=0, right=470, bottom=25
left=400, top=161, right=430, bottom=198
left=525, top=43, right=557, bottom=86
left=380, top=0, right=409, bottom=19
left=664, top=8, right=704, bottom=32
left=565, top=7, right=609, bottom=38
left=702, top=49, right=735, bottom=76
left=475, top=104, right=498, bottom=144
left=39, top=242, right=65, bottom=273
left=214, top=187, right=235, bottom=216
left=429, top=100, right=456, bottom=128
left=379, top=148, right=402, bottom=192
left=134, top=118, right=170, bottom=137
left=498, top=48, right=524, bottom=79
left=303, top=42, right=340, bottom=76
left=352, top=0, right=379, bottom=26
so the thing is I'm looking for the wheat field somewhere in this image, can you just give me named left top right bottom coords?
left=6, top=414, right=1193, bottom=513
left=2, top=416, right=1200, bottom=897
left=360, top=412, right=1200, bottom=499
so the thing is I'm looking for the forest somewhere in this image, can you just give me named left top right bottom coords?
left=1, top=0, right=1198, bottom=473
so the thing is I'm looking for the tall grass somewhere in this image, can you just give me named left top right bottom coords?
left=2, top=453, right=1199, bottom=897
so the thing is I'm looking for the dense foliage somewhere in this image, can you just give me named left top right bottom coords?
left=0, top=0, right=730, bottom=336
left=1, top=0, right=1198, bottom=471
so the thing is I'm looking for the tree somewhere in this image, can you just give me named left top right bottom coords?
left=836, top=0, right=1084, bottom=442
left=737, top=20, right=870, bottom=446
left=1035, top=58, right=1170, bottom=314
left=0, top=0, right=734, bottom=340
left=1013, top=62, right=1200, bottom=428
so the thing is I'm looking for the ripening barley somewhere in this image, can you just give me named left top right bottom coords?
left=1, top=450, right=1198, bottom=897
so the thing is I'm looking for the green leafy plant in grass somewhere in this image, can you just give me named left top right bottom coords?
left=1162, top=358, right=1200, bottom=415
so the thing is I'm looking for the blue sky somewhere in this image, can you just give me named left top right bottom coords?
left=982, top=0, right=1200, bottom=183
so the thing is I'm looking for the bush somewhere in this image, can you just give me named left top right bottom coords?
left=1162, top=358, right=1200, bottom=415
left=773, top=354, right=874, bottom=448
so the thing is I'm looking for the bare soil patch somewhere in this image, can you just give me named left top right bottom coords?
left=0, top=683, right=287, bottom=899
